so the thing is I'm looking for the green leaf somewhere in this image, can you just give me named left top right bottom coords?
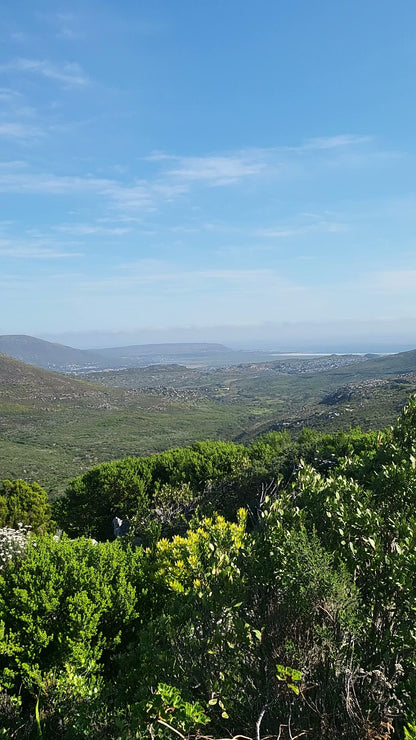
left=35, top=697, right=43, bottom=739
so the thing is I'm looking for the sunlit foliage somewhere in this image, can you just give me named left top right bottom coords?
left=2, top=399, right=416, bottom=737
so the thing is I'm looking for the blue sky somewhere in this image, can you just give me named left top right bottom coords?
left=1, top=0, right=416, bottom=349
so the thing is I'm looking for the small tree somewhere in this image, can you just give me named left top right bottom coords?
left=0, top=479, right=55, bottom=534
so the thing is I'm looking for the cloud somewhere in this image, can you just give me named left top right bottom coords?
left=143, top=151, right=177, bottom=163
left=108, top=150, right=272, bottom=212
left=54, top=223, right=131, bottom=236
left=0, top=245, right=82, bottom=259
left=140, top=139, right=387, bottom=199
left=103, top=182, right=157, bottom=211
left=164, top=154, right=266, bottom=185
left=0, top=233, right=83, bottom=259
left=0, top=168, right=114, bottom=195
left=78, top=260, right=307, bottom=300
left=0, top=122, right=42, bottom=140
left=0, top=88, right=22, bottom=102
left=0, top=134, right=395, bottom=222
left=255, top=214, right=347, bottom=238
left=0, top=160, right=31, bottom=171
left=256, top=227, right=310, bottom=238
left=55, top=13, right=85, bottom=40
left=2, top=58, right=90, bottom=87
left=109, top=268, right=273, bottom=286
left=0, top=166, right=158, bottom=213
left=79, top=263, right=279, bottom=291
left=302, top=135, right=372, bottom=150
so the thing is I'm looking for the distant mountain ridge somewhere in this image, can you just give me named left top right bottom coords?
left=0, top=335, right=234, bottom=372
left=4, top=333, right=416, bottom=377
left=0, top=335, right=105, bottom=371
left=326, top=348, right=416, bottom=379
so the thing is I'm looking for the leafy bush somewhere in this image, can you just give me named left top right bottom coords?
left=5, top=398, right=416, bottom=737
left=0, top=534, right=146, bottom=737
left=0, top=479, right=55, bottom=534
left=54, top=440, right=251, bottom=540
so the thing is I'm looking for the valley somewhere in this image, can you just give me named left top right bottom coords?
left=1, top=337, right=416, bottom=496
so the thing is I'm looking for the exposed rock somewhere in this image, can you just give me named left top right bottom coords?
left=112, top=517, right=130, bottom=538
left=320, top=379, right=388, bottom=406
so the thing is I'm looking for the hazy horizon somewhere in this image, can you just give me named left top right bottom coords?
left=35, top=317, right=416, bottom=354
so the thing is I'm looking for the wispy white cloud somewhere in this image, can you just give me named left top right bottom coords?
left=164, top=154, right=266, bottom=185
left=104, top=182, right=157, bottom=211
left=0, top=135, right=396, bottom=222
left=1, top=58, right=90, bottom=87
left=302, top=134, right=372, bottom=150
left=102, top=150, right=272, bottom=212
left=256, top=227, right=311, bottom=238
left=0, top=160, right=30, bottom=170
left=0, top=225, right=83, bottom=258
left=256, top=219, right=346, bottom=238
left=0, top=239, right=83, bottom=259
left=0, top=168, right=114, bottom=195
left=140, top=139, right=389, bottom=201
left=55, top=13, right=85, bottom=40
left=54, top=223, right=131, bottom=236
left=0, top=87, right=22, bottom=102
left=0, top=166, right=160, bottom=214
left=0, top=122, right=43, bottom=140
left=80, top=263, right=278, bottom=291
left=145, top=151, right=177, bottom=162
left=0, top=85, right=44, bottom=142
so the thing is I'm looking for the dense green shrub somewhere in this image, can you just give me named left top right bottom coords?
left=54, top=440, right=251, bottom=540
left=0, top=479, right=55, bottom=534
left=0, top=535, right=146, bottom=737
left=3, top=398, right=416, bottom=737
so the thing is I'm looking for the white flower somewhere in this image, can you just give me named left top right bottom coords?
left=0, top=526, right=31, bottom=571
